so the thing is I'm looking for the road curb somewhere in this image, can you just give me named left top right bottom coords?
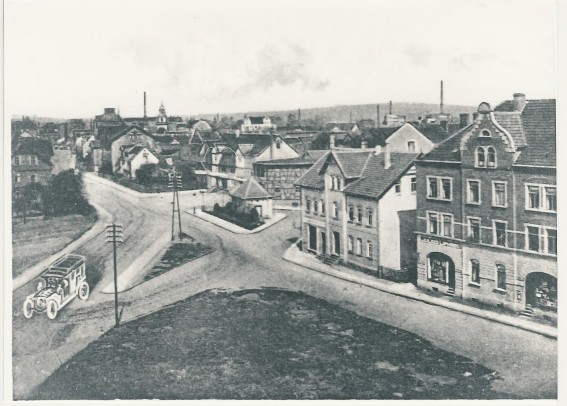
left=186, top=210, right=287, bottom=234
left=13, top=203, right=112, bottom=291
left=282, top=241, right=557, bottom=339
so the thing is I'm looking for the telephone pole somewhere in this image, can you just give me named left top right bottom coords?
left=105, top=223, right=123, bottom=326
left=168, top=170, right=183, bottom=240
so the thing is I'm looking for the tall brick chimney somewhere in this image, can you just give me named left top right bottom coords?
left=459, top=113, right=470, bottom=129
left=144, top=92, right=147, bottom=118
left=440, top=80, right=444, bottom=114
left=329, top=133, right=336, bottom=149
left=513, top=93, right=526, bottom=111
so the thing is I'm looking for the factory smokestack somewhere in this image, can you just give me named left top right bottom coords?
left=144, top=91, right=147, bottom=118
left=376, top=104, right=380, bottom=128
left=389, top=100, right=392, bottom=115
left=298, top=108, right=301, bottom=128
left=440, top=80, right=444, bottom=114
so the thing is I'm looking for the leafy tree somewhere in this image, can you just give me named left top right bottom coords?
left=136, top=163, right=158, bottom=185
left=43, top=170, right=93, bottom=216
left=310, top=132, right=330, bottom=150
left=176, top=162, right=197, bottom=188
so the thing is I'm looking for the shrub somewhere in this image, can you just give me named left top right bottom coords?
left=136, top=163, right=158, bottom=185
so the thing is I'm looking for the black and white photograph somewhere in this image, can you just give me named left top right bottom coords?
left=2, top=0, right=562, bottom=403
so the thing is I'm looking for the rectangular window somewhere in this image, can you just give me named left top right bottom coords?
left=320, top=200, right=325, bottom=215
left=15, top=173, right=21, bottom=183
left=492, top=181, right=507, bottom=207
left=366, top=241, right=373, bottom=259
left=313, top=199, right=318, bottom=214
left=496, top=265, right=506, bottom=290
left=30, top=174, right=36, bottom=183
left=367, top=208, right=373, bottom=226
left=442, top=214, right=453, bottom=237
left=15, top=156, right=20, bottom=165
left=356, top=238, right=363, bottom=256
left=31, top=156, right=37, bottom=165
left=428, top=212, right=439, bottom=235
left=357, top=206, right=362, bottom=223
left=526, top=226, right=540, bottom=252
left=333, top=202, right=339, bottom=219
left=545, top=187, right=556, bottom=211
left=427, top=177, right=452, bottom=201
left=546, top=228, right=557, bottom=255
left=411, top=177, right=416, bottom=193
left=395, top=181, right=401, bottom=194
left=306, top=198, right=311, bottom=213
left=494, top=221, right=507, bottom=247
left=467, top=180, right=480, bottom=204
left=468, top=217, right=481, bottom=243
left=407, top=141, right=416, bottom=152
left=348, top=206, right=354, bottom=221
left=347, top=236, right=354, bottom=253
left=428, top=178, right=438, bottom=199
left=526, top=184, right=556, bottom=212
left=441, top=179, right=451, bottom=200
left=471, top=260, right=480, bottom=284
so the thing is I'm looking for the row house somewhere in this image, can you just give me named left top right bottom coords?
left=415, top=94, right=556, bottom=316
left=296, top=147, right=420, bottom=282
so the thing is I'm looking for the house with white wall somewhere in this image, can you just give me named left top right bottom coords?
left=296, top=145, right=420, bottom=282
left=119, top=146, right=159, bottom=178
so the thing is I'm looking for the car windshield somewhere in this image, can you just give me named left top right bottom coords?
left=46, top=277, right=60, bottom=288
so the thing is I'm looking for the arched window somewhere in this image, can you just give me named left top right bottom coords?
left=487, top=147, right=496, bottom=168
left=476, top=147, right=486, bottom=167
left=496, top=264, right=506, bottom=290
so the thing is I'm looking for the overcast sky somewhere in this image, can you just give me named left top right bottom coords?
left=5, top=0, right=556, bottom=118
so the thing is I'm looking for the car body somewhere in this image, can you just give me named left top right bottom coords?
left=23, top=254, right=89, bottom=320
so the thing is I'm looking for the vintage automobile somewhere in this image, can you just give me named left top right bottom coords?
left=23, top=253, right=89, bottom=320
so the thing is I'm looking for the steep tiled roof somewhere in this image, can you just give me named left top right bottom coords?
left=13, top=137, right=54, bottom=159
left=110, top=125, right=155, bottom=143
left=343, top=153, right=419, bottom=199
left=411, top=123, right=450, bottom=144
left=332, top=150, right=373, bottom=178
left=306, top=150, right=328, bottom=161
left=493, top=112, right=527, bottom=147
left=494, top=100, right=516, bottom=112
left=516, top=99, right=556, bottom=166
left=295, top=151, right=331, bottom=190
left=254, top=156, right=314, bottom=166
left=230, top=177, right=271, bottom=199
left=419, top=124, right=471, bottom=162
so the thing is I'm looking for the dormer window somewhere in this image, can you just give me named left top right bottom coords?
left=476, top=147, right=486, bottom=167
left=480, top=129, right=491, bottom=137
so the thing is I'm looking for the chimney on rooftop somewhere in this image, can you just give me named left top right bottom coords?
left=473, top=112, right=479, bottom=121
left=329, top=133, right=336, bottom=149
left=144, top=92, right=147, bottom=118
left=374, top=145, right=382, bottom=155
left=440, top=80, right=444, bottom=114
left=513, top=93, right=526, bottom=111
left=459, top=113, right=470, bottom=129
left=361, top=140, right=368, bottom=149
left=384, top=143, right=391, bottom=169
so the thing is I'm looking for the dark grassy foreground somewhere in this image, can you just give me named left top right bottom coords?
left=32, top=289, right=508, bottom=400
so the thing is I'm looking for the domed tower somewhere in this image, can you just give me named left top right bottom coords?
left=156, top=102, right=168, bottom=133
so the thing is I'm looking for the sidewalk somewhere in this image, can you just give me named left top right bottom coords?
left=13, top=203, right=112, bottom=291
left=188, top=209, right=286, bottom=234
left=282, top=241, right=557, bottom=339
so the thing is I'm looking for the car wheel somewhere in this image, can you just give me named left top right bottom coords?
left=23, top=299, right=34, bottom=319
left=46, top=300, right=58, bottom=320
left=78, top=282, right=90, bottom=300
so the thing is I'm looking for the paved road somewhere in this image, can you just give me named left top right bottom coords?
left=12, top=176, right=557, bottom=399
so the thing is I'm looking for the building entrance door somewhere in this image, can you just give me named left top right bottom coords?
left=333, top=231, right=340, bottom=255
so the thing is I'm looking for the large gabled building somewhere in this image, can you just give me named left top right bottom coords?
left=296, top=146, right=420, bottom=281
left=415, top=94, right=556, bottom=317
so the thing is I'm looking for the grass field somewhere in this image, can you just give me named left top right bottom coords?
left=32, top=289, right=507, bottom=400
left=12, top=213, right=97, bottom=277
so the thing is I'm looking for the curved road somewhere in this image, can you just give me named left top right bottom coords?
left=12, top=175, right=557, bottom=399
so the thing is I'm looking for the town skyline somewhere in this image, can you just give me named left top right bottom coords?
left=5, top=0, right=556, bottom=118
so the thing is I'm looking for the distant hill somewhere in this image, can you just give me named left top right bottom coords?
left=194, top=102, right=477, bottom=125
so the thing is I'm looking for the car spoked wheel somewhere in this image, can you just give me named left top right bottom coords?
left=46, top=300, right=58, bottom=320
left=23, top=299, right=34, bottom=319
left=78, top=282, right=90, bottom=300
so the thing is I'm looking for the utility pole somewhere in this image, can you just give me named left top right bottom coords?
left=105, top=223, right=123, bottom=327
left=168, top=170, right=183, bottom=240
